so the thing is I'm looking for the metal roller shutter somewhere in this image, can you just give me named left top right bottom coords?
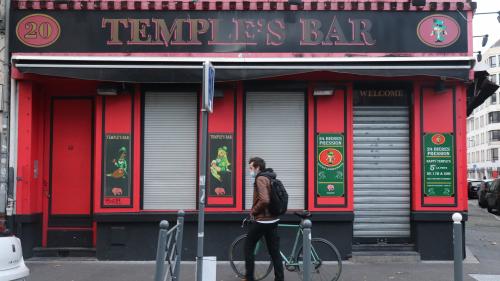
left=143, top=92, right=198, bottom=210
left=245, top=92, right=305, bottom=210
left=353, top=106, right=411, bottom=238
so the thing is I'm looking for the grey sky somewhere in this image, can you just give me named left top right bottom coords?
left=473, top=0, right=500, bottom=53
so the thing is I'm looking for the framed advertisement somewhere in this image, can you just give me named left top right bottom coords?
left=423, top=132, right=455, bottom=197
left=103, top=133, right=132, bottom=207
left=316, top=133, right=345, bottom=198
left=207, top=133, right=235, bottom=206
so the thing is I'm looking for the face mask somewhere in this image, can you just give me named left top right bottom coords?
left=250, top=171, right=256, bottom=178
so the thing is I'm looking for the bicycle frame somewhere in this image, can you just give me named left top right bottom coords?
left=253, top=223, right=320, bottom=267
left=277, top=224, right=303, bottom=266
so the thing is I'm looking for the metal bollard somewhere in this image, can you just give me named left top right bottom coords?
left=174, top=210, right=185, bottom=281
left=155, top=220, right=170, bottom=281
left=452, top=213, right=463, bottom=281
left=301, top=219, right=312, bottom=281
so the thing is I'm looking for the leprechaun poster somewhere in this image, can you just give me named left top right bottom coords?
left=103, top=133, right=132, bottom=207
left=207, top=133, right=234, bottom=198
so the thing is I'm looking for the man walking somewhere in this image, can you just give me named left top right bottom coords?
left=245, top=157, right=284, bottom=281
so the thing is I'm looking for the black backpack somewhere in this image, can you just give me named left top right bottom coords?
left=267, top=178, right=288, bottom=216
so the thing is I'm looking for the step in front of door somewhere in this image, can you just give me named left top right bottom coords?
left=350, top=251, right=421, bottom=264
left=352, top=243, right=416, bottom=252
left=32, top=247, right=96, bottom=258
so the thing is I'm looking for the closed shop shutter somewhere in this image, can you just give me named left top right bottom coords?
left=143, top=92, right=198, bottom=210
left=353, top=106, right=411, bottom=238
left=245, top=92, right=305, bottom=210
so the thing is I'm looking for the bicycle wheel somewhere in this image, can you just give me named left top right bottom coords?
left=228, top=234, right=273, bottom=281
left=296, top=238, right=342, bottom=281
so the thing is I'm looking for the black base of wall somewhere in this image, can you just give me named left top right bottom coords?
left=96, top=214, right=354, bottom=261
left=412, top=212, right=467, bottom=260
left=14, top=214, right=43, bottom=259
left=15, top=211, right=467, bottom=261
left=47, top=230, right=93, bottom=247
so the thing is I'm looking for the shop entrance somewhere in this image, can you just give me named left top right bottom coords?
left=352, top=84, right=411, bottom=244
left=46, top=98, right=94, bottom=247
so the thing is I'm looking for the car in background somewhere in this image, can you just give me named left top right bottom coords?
left=0, top=229, right=30, bottom=281
left=468, top=179, right=483, bottom=199
left=478, top=179, right=494, bottom=208
left=485, top=179, right=500, bottom=214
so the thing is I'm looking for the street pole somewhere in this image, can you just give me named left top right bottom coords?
left=196, top=104, right=207, bottom=281
left=154, top=221, right=169, bottom=281
left=196, top=61, right=213, bottom=281
left=452, top=213, right=463, bottom=281
left=302, top=219, right=312, bottom=281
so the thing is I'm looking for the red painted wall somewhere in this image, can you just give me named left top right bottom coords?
left=412, top=83, right=467, bottom=212
left=206, top=88, right=240, bottom=210
left=308, top=83, right=353, bottom=211
left=94, top=88, right=141, bottom=213
left=102, top=93, right=133, bottom=207
left=16, top=81, right=33, bottom=215
left=15, top=74, right=468, bottom=220
left=456, top=84, right=468, bottom=212
left=16, top=81, right=45, bottom=215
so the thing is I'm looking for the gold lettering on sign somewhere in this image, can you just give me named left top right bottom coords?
left=102, top=18, right=128, bottom=45
left=129, top=19, right=152, bottom=44
left=151, top=18, right=186, bottom=46
left=359, top=90, right=404, bottom=97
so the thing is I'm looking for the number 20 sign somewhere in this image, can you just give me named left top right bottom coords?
left=16, top=14, right=60, bottom=48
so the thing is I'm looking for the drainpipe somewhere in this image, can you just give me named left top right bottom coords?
left=0, top=0, right=12, bottom=230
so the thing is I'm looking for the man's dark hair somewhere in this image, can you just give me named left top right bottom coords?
left=249, top=157, right=266, bottom=171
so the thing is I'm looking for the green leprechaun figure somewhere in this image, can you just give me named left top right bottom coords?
left=431, top=18, right=447, bottom=43
left=112, top=146, right=128, bottom=178
left=210, top=146, right=231, bottom=196
left=107, top=146, right=128, bottom=196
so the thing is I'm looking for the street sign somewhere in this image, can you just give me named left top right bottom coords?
left=203, top=61, right=215, bottom=113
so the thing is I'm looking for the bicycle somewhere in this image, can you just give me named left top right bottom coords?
left=229, top=211, right=342, bottom=281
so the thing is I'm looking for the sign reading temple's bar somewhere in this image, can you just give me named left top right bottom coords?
left=11, top=11, right=467, bottom=54
left=423, top=133, right=454, bottom=197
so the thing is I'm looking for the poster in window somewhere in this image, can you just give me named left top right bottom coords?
left=423, top=133, right=454, bottom=197
left=103, top=133, right=132, bottom=206
left=207, top=133, right=234, bottom=197
left=316, top=133, right=345, bottom=197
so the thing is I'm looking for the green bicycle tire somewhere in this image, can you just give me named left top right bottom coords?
left=228, top=234, right=273, bottom=281
left=296, top=238, right=343, bottom=281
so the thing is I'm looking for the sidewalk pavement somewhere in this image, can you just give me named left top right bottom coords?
left=25, top=257, right=500, bottom=281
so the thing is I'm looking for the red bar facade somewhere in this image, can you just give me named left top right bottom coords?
left=9, top=0, right=473, bottom=261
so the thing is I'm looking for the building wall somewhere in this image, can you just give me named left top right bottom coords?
left=0, top=0, right=6, bottom=227
left=467, top=46, right=500, bottom=179
left=12, top=73, right=468, bottom=260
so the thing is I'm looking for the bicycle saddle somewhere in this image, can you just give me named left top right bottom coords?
left=294, top=211, right=312, bottom=219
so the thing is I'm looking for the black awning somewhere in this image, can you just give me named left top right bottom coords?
left=13, top=57, right=473, bottom=83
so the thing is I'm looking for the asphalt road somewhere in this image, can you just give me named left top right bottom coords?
left=25, top=200, right=500, bottom=281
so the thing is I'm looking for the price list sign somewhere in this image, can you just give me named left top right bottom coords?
left=423, top=133, right=454, bottom=197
